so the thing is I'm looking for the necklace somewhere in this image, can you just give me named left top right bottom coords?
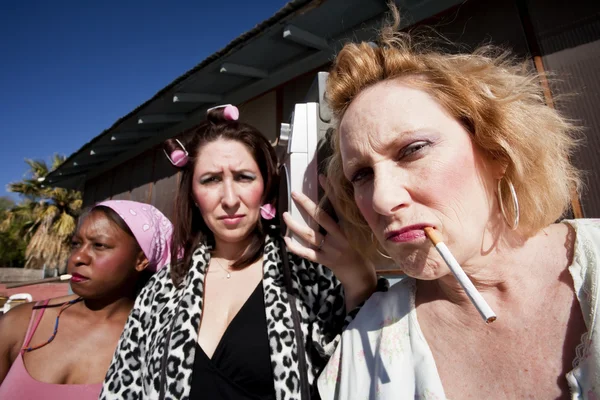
left=23, top=297, right=83, bottom=352
left=214, top=258, right=232, bottom=279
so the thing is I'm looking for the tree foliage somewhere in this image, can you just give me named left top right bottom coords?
left=0, top=196, right=26, bottom=267
left=1, top=155, right=82, bottom=272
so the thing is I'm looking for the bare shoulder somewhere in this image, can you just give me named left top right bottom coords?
left=0, top=301, right=36, bottom=353
left=0, top=294, right=81, bottom=359
left=536, top=223, right=574, bottom=268
left=539, top=221, right=571, bottom=239
left=0, top=300, right=36, bottom=328
left=46, top=294, right=79, bottom=306
left=0, top=295, right=78, bottom=341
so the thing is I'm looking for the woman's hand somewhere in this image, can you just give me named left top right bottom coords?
left=283, top=175, right=377, bottom=311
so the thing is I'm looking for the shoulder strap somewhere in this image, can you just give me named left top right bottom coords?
left=279, top=237, right=311, bottom=400
left=21, top=299, right=50, bottom=352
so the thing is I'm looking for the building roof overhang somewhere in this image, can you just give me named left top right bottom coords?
left=46, top=0, right=462, bottom=189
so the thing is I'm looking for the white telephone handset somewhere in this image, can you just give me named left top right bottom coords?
left=277, top=72, right=335, bottom=247
left=279, top=103, right=319, bottom=245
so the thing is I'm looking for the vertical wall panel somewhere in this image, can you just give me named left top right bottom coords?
left=82, top=179, right=97, bottom=208
left=92, top=170, right=114, bottom=204
left=130, top=151, right=155, bottom=204
left=527, top=0, right=600, bottom=217
left=239, top=90, right=277, bottom=143
left=526, top=0, right=600, bottom=55
left=110, top=159, right=134, bottom=201
left=282, top=72, right=317, bottom=125
left=416, top=0, right=530, bottom=56
left=150, top=147, right=179, bottom=220
left=544, top=40, right=600, bottom=217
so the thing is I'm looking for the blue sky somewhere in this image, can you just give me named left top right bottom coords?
left=0, top=0, right=288, bottom=201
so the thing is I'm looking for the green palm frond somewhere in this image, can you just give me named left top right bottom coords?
left=25, top=225, right=71, bottom=270
left=49, top=188, right=71, bottom=208
left=13, top=199, right=38, bottom=213
left=24, top=159, right=49, bottom=180
left=4, top=155, right=83, bottom=269
left=0, top=212, right=13, bottom=232
left=41, top=204, right=60, bottom=221
left=52, top=212, right=76, bottom=238
left=67, top=199, right=83, bottom=215
left=7, top=180, right=41, bottom=198
left=50, top=154, right=67, bottom=171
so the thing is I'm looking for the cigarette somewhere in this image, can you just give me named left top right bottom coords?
left=424, top=227, right=497, bottom=324
left=5, top=274, right=73, bottom=289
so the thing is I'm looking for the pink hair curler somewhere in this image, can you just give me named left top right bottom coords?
left=207, top=104, right=239, bottom=121
left=164, top=138, right=189, bottom=167
left=170, top=149, right=188, bottom=167
left=260, top=204, right=276, bottom=220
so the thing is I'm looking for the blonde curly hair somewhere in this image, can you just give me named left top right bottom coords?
left=324, top=5, right=581, bottom=261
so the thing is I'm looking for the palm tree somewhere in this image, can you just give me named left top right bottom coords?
left=3, top=155, right=82, bottom=273
left=0, top=196, right=26, bottom=268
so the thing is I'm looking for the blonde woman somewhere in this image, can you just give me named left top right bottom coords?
left=317, top=7, right=600, bottom=400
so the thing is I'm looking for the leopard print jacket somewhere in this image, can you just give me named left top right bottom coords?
left=100, top=234, right=378, bottom=400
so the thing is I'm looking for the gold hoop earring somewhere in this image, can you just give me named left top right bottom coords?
left=371, top=232, right=392, bottom=260
left=497, top=177, right=519, bottom=230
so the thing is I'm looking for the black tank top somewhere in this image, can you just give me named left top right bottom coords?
left=190, top=282, right=276, bottom=400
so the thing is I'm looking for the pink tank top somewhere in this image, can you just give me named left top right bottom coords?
left=0, top=299, right=103, bottom=400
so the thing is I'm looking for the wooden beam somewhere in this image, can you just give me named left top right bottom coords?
left=173, top=93, right=222, bottom=103
left=110, top=131, right=155, bottom=141
left=283, top=25, right=330, bottom=51
left=219, top=63, right=268, bottom=79
left=138, top=114, right=187, bottom=125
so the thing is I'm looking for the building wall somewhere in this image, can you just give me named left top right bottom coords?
left=526, top=0, right=600, bottom=218
left=83, top=146, right=180, bottom=220
left=239, top=90, right=278, bottom=143
left=281, top=71, right=320, bottom=125
left=82, top=0, right=600, bottom=231
left=417, top=0, right=599, bottom=218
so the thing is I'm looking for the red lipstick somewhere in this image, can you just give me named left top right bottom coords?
left=385, top=224, right=429, bottom=243
left=70, top=273, right=89, bottom=283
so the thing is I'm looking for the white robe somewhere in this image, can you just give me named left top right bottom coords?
left=318, top=219, right=600, bottom=400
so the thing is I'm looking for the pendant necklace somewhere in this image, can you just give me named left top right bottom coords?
left=214, top=258, right=231, bottom=279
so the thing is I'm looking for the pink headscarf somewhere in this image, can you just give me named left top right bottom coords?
left=94, top=200, right=173, bottom=272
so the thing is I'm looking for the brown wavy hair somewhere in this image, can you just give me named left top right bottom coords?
left=324, top=4, right=582, bottom=261
left=164, top=107, right=279, bottom=287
